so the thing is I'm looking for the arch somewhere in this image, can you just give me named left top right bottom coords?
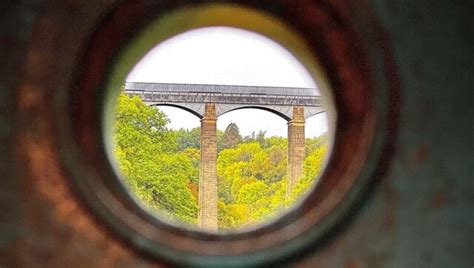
left=305, top=110, right=326, bottom=117
left=218, top=105, right=291, bottom=121
left=304, top=108, right=326, bottom=119
left=150, top=103, right=203, bottom=119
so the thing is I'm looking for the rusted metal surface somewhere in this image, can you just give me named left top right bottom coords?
left=1, top=1, right=153, bottom=267
left=69, top=1, right=381, bottom=265
left=0, top=0, right=472, bottom=267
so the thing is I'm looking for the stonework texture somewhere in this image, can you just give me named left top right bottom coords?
left=287, top=106, right=305, bottom=198
left=198, top=103, right=218, bottom=231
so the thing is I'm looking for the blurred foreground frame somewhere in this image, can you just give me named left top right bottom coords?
left=1, top=0, right=473, bottom=267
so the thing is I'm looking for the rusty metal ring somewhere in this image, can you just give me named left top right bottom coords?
left=50, top=1, right=398, bottom=266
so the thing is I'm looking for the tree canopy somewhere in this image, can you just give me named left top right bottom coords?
left=113, top=93, right=328, bottom=230
left=222, top=122, right=242, bottom=149
left=114, top=94, right=199, bottom=225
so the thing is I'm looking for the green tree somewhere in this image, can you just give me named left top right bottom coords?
left=114, top=93, right=328, bottom=229
left=289, top=144, right=328, bottom=202
left=114, top=94, right=177, bottom=158
left=222, top=123, right=242, bottom=149
left=114, top=93, right=198, bottom=225
left=175, top=127, right=200, bottom=151
left=256, top=130, right=267, bottom=147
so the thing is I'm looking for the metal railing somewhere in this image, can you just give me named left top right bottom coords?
left=124, top=82, right=322, bottom=107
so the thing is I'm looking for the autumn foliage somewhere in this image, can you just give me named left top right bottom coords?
left=114, top=93, right=327, bottom=230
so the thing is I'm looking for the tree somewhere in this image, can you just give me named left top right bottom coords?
left=114, top=94, right=177, bottom=158
left=175, top=127, right=200, bottom=151
left=114, top=94, right=328, bottom=229
left=289, top=144, right=328, bottom=202
left=222, top=123, right=242, bottom=149
left=114, top=93, right=198, bottom=225
left=256, top=130, right=267, bottom=147
left=216, top=129, right=225, bottom=152
left=243, top=131, right=256, bottom=143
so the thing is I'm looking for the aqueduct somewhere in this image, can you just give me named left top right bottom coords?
left=125, top=82, right=324, bottom=231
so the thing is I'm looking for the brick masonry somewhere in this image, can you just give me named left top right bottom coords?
left=287, top=106, right=305, bottom=198
left=197, top=104, right=305, bottom=229
left=198, top=103, right=218, bottom=231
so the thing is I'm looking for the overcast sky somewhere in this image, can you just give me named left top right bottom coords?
left=126, top=27, right=328, bottom=138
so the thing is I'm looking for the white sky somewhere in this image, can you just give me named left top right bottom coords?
left=126, top=27, right=328, bottom=138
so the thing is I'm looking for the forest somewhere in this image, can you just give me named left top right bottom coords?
left=113, top=93, right=328, bottom=230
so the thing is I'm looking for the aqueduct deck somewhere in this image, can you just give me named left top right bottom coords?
left=125, top=82, right=324, bottom=120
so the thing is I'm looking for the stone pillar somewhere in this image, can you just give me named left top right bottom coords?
left=198, top=103, right=218, bottom=231
left=287, top=106, right=305, bottom=198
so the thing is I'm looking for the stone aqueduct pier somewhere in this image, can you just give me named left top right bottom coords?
left=125, top=82, right=324, bottom=231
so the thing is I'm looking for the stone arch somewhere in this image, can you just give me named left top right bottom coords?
left=217, top=105, right=291, bottom=121
left=150, top=103, right=203, bottom=119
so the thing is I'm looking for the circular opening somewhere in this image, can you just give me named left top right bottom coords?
left=109, top=26, right=333, bottom=232
left=61, top=1, right=395, bottom=266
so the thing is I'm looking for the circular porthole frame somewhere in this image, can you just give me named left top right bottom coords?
left=54, top=1, right=399, bottom=267
left=102, top=6, right=337, bottom=234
